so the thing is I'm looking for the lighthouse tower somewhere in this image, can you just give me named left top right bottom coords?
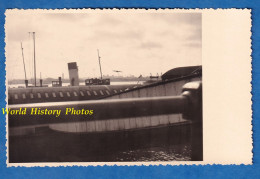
left=68, top=62, right=79, bottom=86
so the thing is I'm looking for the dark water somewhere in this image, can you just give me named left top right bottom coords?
left=108, top=145, right=191, bottom=162
left=9, top=140, right=191, bottom=162
left=9, top=124, right=191, bottom=163
left=51, top=144, right=191, bottom=162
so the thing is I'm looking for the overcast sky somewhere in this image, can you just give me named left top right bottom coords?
left=6, top=11, right=201, bottom=80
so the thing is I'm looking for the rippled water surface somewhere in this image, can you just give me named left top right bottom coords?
left=10, top=126, right=191, bottom=162
left=110, top=144, right=191, bottom=162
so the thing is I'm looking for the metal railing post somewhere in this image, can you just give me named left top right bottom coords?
left=182, top=81, right=203, bottom=161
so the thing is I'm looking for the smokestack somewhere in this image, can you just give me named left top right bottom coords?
left=68, top=62, right=79, bottom=86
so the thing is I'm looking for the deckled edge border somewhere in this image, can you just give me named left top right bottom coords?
left=3, top=8, right=253, bottom=167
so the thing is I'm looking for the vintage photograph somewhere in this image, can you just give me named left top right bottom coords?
left=6, top=10, right=202, bottom=164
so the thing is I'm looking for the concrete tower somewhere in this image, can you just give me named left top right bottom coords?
left=68, top=62, right=79, bottom=86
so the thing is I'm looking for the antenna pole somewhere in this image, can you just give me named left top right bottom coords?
left=97, top=49, right=103, bottom=79
left=20, top=42, right=27, bottom=80
left=33, top=32, right=36, bottom=87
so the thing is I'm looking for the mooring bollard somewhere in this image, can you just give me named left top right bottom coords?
left=182, top=81, right=203, bottom=161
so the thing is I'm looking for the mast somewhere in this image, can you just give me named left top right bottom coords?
left=97, top=49, right=103, bottom=80
left=20, top=42, right=27, bottom=81
left=33, top=32, right=36, bottom=87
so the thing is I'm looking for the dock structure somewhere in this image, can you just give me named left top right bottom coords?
left=46, top=73, right=201, bottom=133
left=8, top=72, right=201, bottom=135
left=8, top=80, right=202, bottom=161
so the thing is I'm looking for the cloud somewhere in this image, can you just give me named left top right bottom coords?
left=90, top=29, right=143, bottom=41
left=184, top=41, right=202, bottom=48
left=44, top=13, right=89, bottom=21
left=185, top=26, right=202, bottom=42
left=149, top=13, right=201, bottom=26
left=139, top=41, right=162, bottom=49
left=95, top=15, right=122, bottom=26
left=5, top=11, right=202, bottom=79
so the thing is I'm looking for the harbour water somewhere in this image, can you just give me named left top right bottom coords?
left=55, top=144, right=191, bottom=162
left=9, top=137, right=191, bottom=162
left=9, top=125, right=191, bottom=162
left=104, top=144, right=191, bottom=162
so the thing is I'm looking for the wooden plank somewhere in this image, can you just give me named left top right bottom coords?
left=67, top=122, right=77, bottom=132
left=119, top=93, right=127, bottom=99
left=168, top=114, right=182, bottom=124
left=75, top=122, right=80, bottom=132
left=112, top=119, right=120, bottom=131
left=157, top=85, right=172, bottom=125
left=99, top=120, right=107, bottom=131
left=123, top=118, right=131, bottom=130
left=149, top=86, right=166, bottom=125
left=135, top=90, right=144, bottom=127
left=132, top=90, right=139, bottom=98
left=135, top=117, right=145, bottom=128
left=86, top=121, right=96, bottom=132
left=105, top=119, right=115, bottom=131
left=119, top=92, right=136, bottom=128
left=138, top=88, right=150, bottom=127
left=118, top=119, right=125, bottom=130
left=124, top=92, right=140, bottom=128
left=159, top=115, right=170, bottom=125
left=154, top=86, right=161, bottom=97
left=140, top=116, right=150, bottom=128
left=95, top=120, right=103, bottom=132
left=150, top=116, right=160, bottom=127
left=129, top=117, right=137, bottom=129
left=78, top=121, right=87, bottom=132
left=165, top=83, right=175, bottom=96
